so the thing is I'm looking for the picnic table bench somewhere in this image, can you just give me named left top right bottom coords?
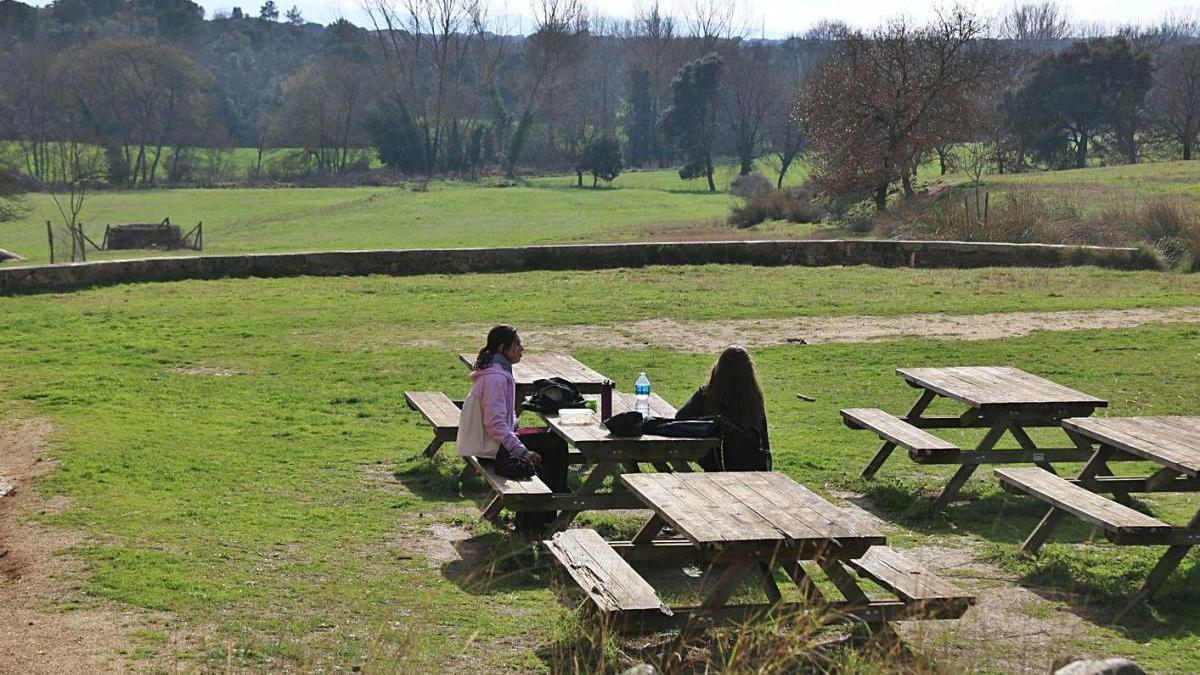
left=998, top=415, right=1200, bottom=617
left=845, top=366, right=1109, bottom=505
left=545, top=472, right=974, bottom=631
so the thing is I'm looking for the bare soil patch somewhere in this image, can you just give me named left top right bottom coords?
left=414, top=306, right=1200, bottom=353
left=0, top=417, right=209, bottom=673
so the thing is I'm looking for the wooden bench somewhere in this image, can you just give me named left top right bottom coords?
left=464, top=455, right=554, bottom=524
left=846, top=546, right=974, bottom=619
left=996, top=467, right=1171, bottom=546
left=405, top=391, right=461, bottom=457
left=842, top=408, right=960, bottom=478
left=544, top=528, right=672, bottom=622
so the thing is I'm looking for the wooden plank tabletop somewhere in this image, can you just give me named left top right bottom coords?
left=897, top=366, right=1107, bottom=409
left=1064, top=416, right=1200, bottom=477
left=543, top=392, right=717, bottom=460
left=620, top=472, right=884, bottom=550
left=458, top=352, right=613, bottom=392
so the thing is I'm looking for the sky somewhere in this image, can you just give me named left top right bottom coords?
left=27, top=0, right=1200, bottom=38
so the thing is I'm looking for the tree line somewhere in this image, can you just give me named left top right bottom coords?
left=0, top=0, right=1198, bottom=207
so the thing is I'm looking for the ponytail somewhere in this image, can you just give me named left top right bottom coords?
left=473, top=325, right=518, bottom=370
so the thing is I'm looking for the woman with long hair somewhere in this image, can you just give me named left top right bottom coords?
left=676, top=345, right=771, bottom=471
left=456, top=325, right=569, bottom=533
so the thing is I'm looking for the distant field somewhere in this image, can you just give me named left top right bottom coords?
left=0, top=163, right=819, bottom=265
left=2, top=157, right=1199, bottom=266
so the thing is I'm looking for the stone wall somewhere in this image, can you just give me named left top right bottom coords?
left=0, top=240, right=1161, bottom=294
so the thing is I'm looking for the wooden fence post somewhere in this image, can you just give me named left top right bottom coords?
left=46, top=220, right=54, bottom=264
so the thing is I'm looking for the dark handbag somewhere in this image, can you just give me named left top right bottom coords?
left=492, top=447, right=537, bottom=479
left=642, top=415, right=722, bottom=438
left=523, top=377, right=586, bottom=414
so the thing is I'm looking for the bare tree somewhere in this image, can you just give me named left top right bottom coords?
left=725, top=43, right=774, bottom=175
left=276, top=56, right=373, bottom=173
left=623, top=0, right=683, bottom=167
left=362, top=0, right=485, bottom=173
left=1147, top=43, right=1200, bottom=159
left=503, top=0, right=587, bottom=177
left=999, top=1, right=1070, bottom=46
left=67, top=40, right=217, bottom=187
left=800, top=8, right=994, bottom=211
left=685, top=0, right=738, bottom=54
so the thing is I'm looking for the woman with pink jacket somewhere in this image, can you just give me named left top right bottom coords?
left=456, top=325, right=568, bottom=533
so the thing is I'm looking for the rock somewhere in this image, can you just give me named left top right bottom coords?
left=620, top=666, right=658, bottom=675
left=0, top=478, right=14, bottom=498
left=1054, top=658, right=1145, bottom=675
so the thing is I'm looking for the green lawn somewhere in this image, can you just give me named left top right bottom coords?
left=2, top=265, right=1199, bottom=671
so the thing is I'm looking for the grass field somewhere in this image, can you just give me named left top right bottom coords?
left=2, top=265, right=1200, bottom=671
left=4, top=156, right=1200, bottom=267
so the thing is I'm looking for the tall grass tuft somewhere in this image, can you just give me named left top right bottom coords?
left=874, top=186, right=1200, bottom=271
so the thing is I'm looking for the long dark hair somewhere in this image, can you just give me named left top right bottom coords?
left=473, top=325, right=519, bottom=370
left=704, top=346, right=765, bottom=426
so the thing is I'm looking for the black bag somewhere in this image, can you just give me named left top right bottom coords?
left=642, top=415, right=722, bottom=439
left=492, top=447, right=537, bottom=479
left=602, top=410, right=644, bottom=437
left=523, top=377, right=586, bottom=414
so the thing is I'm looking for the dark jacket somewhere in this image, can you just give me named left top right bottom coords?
left=676, top=386, right=771, bottom=471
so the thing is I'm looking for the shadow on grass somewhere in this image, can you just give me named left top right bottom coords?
left=989, top=544, right=1200, bottom=640
left=535, top=602, right=939, bottom=674
left=437, top=529, right=557, bottom=597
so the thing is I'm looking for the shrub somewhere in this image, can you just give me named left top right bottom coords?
left=1130, top=197, right=1200, bottom=270
left=727, top=182, right=826, bottom=229
left=728, top=172, right=772, bottom=199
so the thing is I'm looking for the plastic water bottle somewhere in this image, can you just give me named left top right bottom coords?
left=635, top=372, right=651, bottom=416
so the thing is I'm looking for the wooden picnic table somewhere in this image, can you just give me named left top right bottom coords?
left=545, top=472, right=974, bottom=631
left=999, top=416, right=1200, bottom=618
left=845, top=366, right=1108, bottom=505
left=537, top=391, right=719, bottom=531
left=458, top=352, right=614, bottom=415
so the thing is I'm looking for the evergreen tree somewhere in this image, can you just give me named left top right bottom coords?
left=659, top=54, right=724, bottom=192
left=624, top=68, right=657, bottom=168
left=259, top=0, right=278, bottom=20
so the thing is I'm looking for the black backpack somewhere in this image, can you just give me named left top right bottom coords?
left=522, top=377, right=586, bottom=414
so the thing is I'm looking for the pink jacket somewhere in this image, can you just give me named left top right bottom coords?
left=462, top=364, right=528, bottom=457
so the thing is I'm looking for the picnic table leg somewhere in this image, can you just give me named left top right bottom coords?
left=1066, top=433, right=1135, bottom=506
left=422, top=438, right=444, bottom=458
left=758, top=563, right=783, bottom=604
left=480, top=494, right=504, bottom=525
left=862, top=389, right=937, bottom=479
left=669, top=460, right=694, bottom=472
left=632, top=513, right=666, bottom=543
left=1023, top=445, right=1117, bottom=553
left=783, top=561, right=825, bottom=603
left=545, top=461, right=618, bottom=533
left=1114, top=508, right=1200, bottom=621
left=701, top=562, right=755, bottom=609
left=934, top=422, right=1007, bottom=506
left=817, top=559, right=871, bottom=605
left=1007, top=423, right=1056, bottom=473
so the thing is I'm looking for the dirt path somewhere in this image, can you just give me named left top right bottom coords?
left=0, top=417, right=205, bottom=673
left=514, top=306, right=1200, bottom=352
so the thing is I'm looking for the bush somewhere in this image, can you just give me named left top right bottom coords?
left=872, top=186, right=1200, bottom=271
left=727, top=182, right=826, bottom=228
left=728, top=172, right=772, bottom=199
left=1131, top=197, right=1200, bottom=271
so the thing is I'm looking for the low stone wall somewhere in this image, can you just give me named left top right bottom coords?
left=0, top=240, right=1161, bottom=294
